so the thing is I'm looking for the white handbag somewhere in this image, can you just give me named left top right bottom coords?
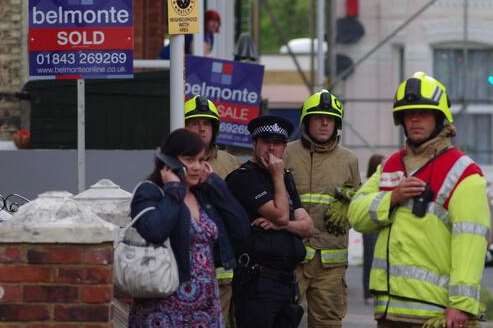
left=114, top=192, right=179, bottom=298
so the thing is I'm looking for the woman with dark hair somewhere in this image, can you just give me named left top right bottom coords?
left=128, top=128, right=249, bottom=328
left=362, top=153, right=384, bottom=304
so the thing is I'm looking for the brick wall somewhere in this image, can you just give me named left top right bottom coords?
left=134, top=0, right=167, bottom=59
left=0, top=243, right=113, bottom=326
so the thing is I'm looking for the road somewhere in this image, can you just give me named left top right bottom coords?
left=298, top=266, right=493, bottom=328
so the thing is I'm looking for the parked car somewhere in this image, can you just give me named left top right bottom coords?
left=279, top=38, right=327, bottom=54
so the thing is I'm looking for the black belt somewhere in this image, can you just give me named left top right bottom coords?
left=238, top=253, right=295, bottom=284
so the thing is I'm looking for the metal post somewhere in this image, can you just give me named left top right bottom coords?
left=252, top=0, right=260, bottom=54
left=463, top=0, right=468, bottom=113
left=310, top=0, right=315, bottom=93
left=193, top=0, right=204, bottom=56
left=170, top=35, right=185, bottom=131
left=77, top=79, right=85, bottom=193
left=316, top=0, right=325, bottom=91
left=329, top=0, right=337, bottom=88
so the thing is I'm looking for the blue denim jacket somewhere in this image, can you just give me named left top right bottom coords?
left=130, top=173, right=249, bottom=283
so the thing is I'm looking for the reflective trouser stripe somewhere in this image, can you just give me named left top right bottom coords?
left=303, top=246, right=348, bottom=265
left=375, top=295, right=444, bottom=317
left=321, top=249, right=348, bottom=264
left=216, top=267, right=234, bottom=280
left=300, top=193, right=335, bottom=205
left=304, top=246, right=316, bottom=262
left=372, top=258, right=449, bottom=289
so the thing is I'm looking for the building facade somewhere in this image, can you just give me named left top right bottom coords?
left=337, top=0, right=493, bottom=165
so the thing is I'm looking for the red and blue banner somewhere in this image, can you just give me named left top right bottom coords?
left=28, top=0, right=133, bottom=80
left=185, top=56, right=264, bottom=148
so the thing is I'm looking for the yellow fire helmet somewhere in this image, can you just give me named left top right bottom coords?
left=300, top=89, right=344, bottom=129
left=393, top=72, right=452, bottom=125
left=184, top=95, right=220, bottom=122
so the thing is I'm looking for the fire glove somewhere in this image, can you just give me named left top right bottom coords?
left=324, top=185, right=356, bottom=236
left=422, top=314, right=446, bottom=328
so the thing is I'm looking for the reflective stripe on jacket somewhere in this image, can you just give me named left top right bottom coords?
left=348, top=147, right=490, bottom=318
left=216, top=267, right=234, bottom=280
left=303, top=245, right=349, bottom=265
left=374, top=294, right=444, bottom=319
left=286, top=139, right=360, bottom=266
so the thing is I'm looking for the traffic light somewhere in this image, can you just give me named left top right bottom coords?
left=325, top=0, right=364, bottom=81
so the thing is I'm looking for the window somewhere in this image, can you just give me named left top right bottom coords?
left=434, top=48, right=493, bottom=102
left=434, top=47, right=493, bottom=164
left=453, top=113, right=492, bottom=164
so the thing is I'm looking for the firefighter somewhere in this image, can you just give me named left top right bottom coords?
left=285, top=90, right=361, bottom=327
left=184, top=95, right=241, bottom=327
left=348, top=72, right=491, bottom=328
left=184, top=95, right=240, bottom=178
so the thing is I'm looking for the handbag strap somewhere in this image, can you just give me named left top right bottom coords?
left=124, top=180, right=165, bottom=233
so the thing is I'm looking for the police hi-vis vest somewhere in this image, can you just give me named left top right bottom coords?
left=350, top=147, right=490, bottom=319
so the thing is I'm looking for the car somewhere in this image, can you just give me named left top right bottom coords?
left=279, top=38, right=328, bottom=54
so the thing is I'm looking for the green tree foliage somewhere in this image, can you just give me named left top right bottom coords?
left=260, top=0, right=311, bottom=53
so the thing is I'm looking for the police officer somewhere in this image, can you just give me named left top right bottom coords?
left=348, top=72, right=491, bottom=328
left=285, top=90, right=360, bottom=328
left=184, top=95, right=241, bottom=327
left=226, top=115, right=314, bottom=328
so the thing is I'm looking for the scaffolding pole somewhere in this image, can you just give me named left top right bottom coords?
left=316, top=0, right=325, bottom=91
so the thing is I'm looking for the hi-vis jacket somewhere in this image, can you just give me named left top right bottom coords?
left=286, top=138, right=360, bottom=266
left=349, top=147, right=490, bottom=319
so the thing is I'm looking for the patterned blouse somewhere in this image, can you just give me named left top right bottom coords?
left=129, top=208, right=223, bottom=328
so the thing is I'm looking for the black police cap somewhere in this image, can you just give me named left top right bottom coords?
left=247, top=115, right=294, bottom=141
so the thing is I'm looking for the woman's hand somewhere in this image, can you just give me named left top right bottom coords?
left=199, top=161, right=214, bottom=184
left=160, top=167, right=181, bottom=183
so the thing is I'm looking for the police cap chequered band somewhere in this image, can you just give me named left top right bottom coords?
left=251, top=123, right=288, bottom=139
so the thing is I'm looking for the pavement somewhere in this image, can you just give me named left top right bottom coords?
left=298, top=265, right=493, bottom=328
